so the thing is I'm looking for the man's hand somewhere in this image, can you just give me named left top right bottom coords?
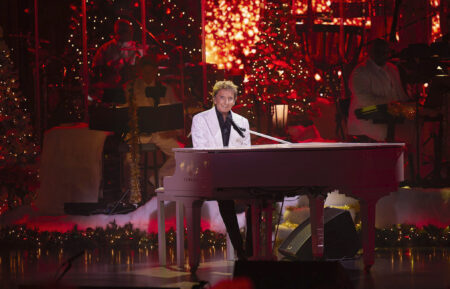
left=388, top=101, right=416, bottom=120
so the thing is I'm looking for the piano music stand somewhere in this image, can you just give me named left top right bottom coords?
left=88, top=103, right=184, bottom=134
left=102, top=88, right=126, bottom=104
left=89, top=103, right=184, bottom=200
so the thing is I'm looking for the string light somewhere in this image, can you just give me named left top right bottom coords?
left=0, top=224, right=230, bottom=250
left=0, top=37, right=39, bottom=216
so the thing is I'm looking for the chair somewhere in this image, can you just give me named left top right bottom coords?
left=118, top=142, right=166, bottom=202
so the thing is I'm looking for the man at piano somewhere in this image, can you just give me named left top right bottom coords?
left=347, top=38, right=413, bottom=142
left=191, top=80, right=252, bottom=260
left=122, top=55, right=181, bottom=190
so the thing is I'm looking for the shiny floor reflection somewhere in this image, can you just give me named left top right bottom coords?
left=1, top=247, right=449, bottom=289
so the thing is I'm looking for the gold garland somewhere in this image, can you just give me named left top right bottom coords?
left=127, top=81, right=142, bottom=204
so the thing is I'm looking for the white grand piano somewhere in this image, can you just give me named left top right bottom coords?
left=157, top=142, right=404, bottom=272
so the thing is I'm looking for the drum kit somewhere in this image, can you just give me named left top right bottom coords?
left=13, top=24, right=205, bottom=120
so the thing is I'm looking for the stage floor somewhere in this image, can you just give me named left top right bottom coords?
left=1, top=247, right=449, bottom=289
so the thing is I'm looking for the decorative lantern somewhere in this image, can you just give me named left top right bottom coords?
left=271, top=104, right=289, bottom=133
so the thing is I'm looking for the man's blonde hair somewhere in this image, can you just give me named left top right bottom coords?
left=212, top=80, right=238, bottom=99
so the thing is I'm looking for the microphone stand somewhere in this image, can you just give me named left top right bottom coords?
left=249, top=130, right=292, bottom=145
left=134, top=18, right=162, bottom=47
left=54, top=250, right=84, bottom=282
left=187, top=128, right=292, bottom=145
left=415, top=92, right=421, bottom=185
left=229, top=118, right=292, bottom=144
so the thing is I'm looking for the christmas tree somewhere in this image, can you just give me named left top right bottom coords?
left=0, top=26, right=40, bottom=215
left=240, top=0, right=315, bottom=127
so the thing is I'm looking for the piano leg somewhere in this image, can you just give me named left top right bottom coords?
left=157, top=199, right=166, bottom=266
left=251, top=200, right=262, bottom=259
left=183, top=199, right=204, bottom=273
left=308, top=195, right=325, bottom=259
left=360, top=199, right=376, bottom=272
left=263, top=203, right=273, bottom=259
left=176, top=201, right=185, bottom=268
left=226, top=233, right=235, bottom=260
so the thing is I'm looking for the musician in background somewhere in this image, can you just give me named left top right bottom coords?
left=92, top=19, right=142, bottom=100
left=347, top=38, right=410, bottom=141
left=122, top=55, right=181, bottom=190
left=191, top=80, right=252, bottom=260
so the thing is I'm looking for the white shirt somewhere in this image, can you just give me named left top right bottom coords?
left=191, top=107, right=251, bottom=148
left=347, top=58, right=408, bottom=141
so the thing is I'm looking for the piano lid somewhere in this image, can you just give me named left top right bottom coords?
left=174, top=142, right=405, bottom=153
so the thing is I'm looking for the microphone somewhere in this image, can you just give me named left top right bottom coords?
left=230, top=118, right=245, bottom=138
left=55, top=250, right=85, bottom=282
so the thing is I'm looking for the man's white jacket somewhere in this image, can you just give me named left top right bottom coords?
left=191, top=107, right=251, bottom=148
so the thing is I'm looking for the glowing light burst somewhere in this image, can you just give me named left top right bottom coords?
left=205, top=1, right=370, bottom=69
left=205, top=0, right=262, bottom=69
left=430, top=0, right=440, bottom=7
left=313, top=0, right=332, bottom=13
left=430, top=0, right=441, bottom=43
